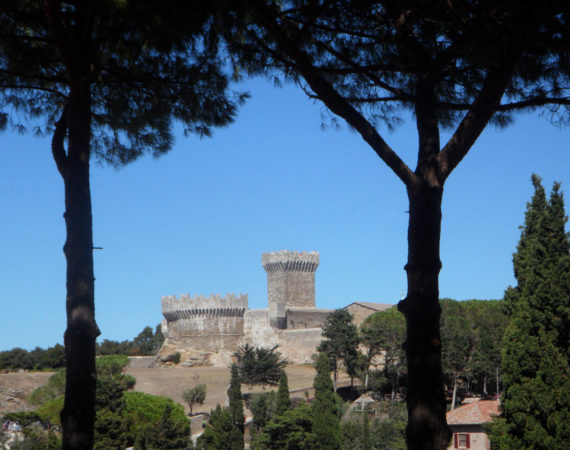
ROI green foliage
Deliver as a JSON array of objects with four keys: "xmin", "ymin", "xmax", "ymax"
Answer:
[
  {"xmin": 234, "ymin": 344, "xmax": 288, "ymax": 385},
  {"xmin": 133, "ymin": 405, "xmax": 190, "ymax": 450},
  {"xmin": 131, "ymin": 326, "xmax": 164, "ymax": 356},
  {"xmin": 172, "ymin": 352, "xmax": 181, "ymax": 365},
  {"xmin": 36, "ymin": 396, "xmax": 65, "ymax": 426},
  {"xmin": 228, "ymin": 364, "xmax": 244, "ymax": 448},
  {"xmin": 94, "ymin": 409, "xmax": 128, "ymax": 450},
  {"xmin": 318, "ymin": 309, "xmax": 359, "ymax": 390},
  {"xmin": 0, "ymin": 344, "xmax": 65, "ymax": 371},
  {"xmin": 96, "ymin": 354, "xmax": 129, "ymax": 378},
  {"xmin": 490, "ymin": 175, "xmax": 570, "ymax": 448},
  {"xmin": 371, "ymin": 402, "xmax": 407, "ymax": 450},
  {"xmin": 249, "ymin": 392, "xmax": 274, "ymax": 433},
  {"xmin": 361, "ymin": 307, "xmax": 406, "ymax": 396},
  {"xmin": 8, "ymin": 425, "xmax": 61, "ymax": 450},
  {"xmin": 123, "ymin": 391, "xmax": 188, "ymax": 441},
  {"xmin": 28, "ymin": 369, "xmax": 66, "ymax": 407},
  {"xmin": 1, "ymin": 411, "xmax": 44, "ymax": 427},
  {"xmin": 95, "ymin": 325, "xmax": 165, "ymax": 356},
  {"xmin": 196, "ymin": 405, "xmax": 234, "ymax": 450},
  {"xmin": 251, "ymin": 403, "xmax": 315, "ymax": 450},
  {"xmin": 182, "ymin": 384, "xmax": 207, "ymax": 415},
  {"xmin": 341, "ymin": 402, "xmax": 407, "ymax": 450},
  {"xmin": 438, "ymin": 299, "xmax": 508, "ymax": 398},
  {"xmin": 96, "ymin": 339, "xmax": 133, "ymax": 357},
  {"xmin": 275, "ymin": 370, "xmax": 291, "ymax": 416},
  {"xmin": 312, "ymin": 353, "xmax": 342, "ymax": 449}
]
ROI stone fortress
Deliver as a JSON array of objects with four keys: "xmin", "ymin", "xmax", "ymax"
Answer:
[
  {"xmin": 156, "ymin": 250, "xmax": 393, "ymax": 366},
  {"xmin": 157, "ymin": 250, "xmax": 333, "ymax": 366}
]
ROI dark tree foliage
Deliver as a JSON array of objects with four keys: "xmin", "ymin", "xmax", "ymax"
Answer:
[
  {"xmin": 489, "ymin": 176, "xmax": 570, "ymax": 448},
  {"xmin": 0, "ymin": 344, "xmax": 65, "ymax": 370},
  {"xmin": 0, "ymin": 1, "xmax": 243, "ymax": 447},
  {"xmin": 182, "ymin": 384, "xmax": 207, "ymax": 415},
  {"xmin": 228, "ymin": 364, "xmax": 244, "ymax": 449},
  {"xmin": 131, "ymin": 326, "xmax": 164, "ymax": 356},
  {"xmin": 234, "ymin": 344, "xmax": 287, "ymax": 385},
  {"xmin": 134, "ymin": 405, "xmax": 190, "ymax": 450},
  {"xmin": 361, "ymin": 307, "xmax": 406, "ymax": 399},
  {"xmin": 312, "ymin": 353, "xmax": 342, "ymax": 449},
  {"xmin": 440, "ymin": 300, "xmax": 473, "ymax": 409},
  {"xmin": 250, "ymin": 403, "xmax": 315, "ymax": 450},
  {"xmin": 317, "ymin": 309, "xmax": 359, "ymax": 392},
  {"xmin": 225, "ymin": 1, "xmax": 569, "ymax": 447},
  {"xmin": 275, "ymin": 370, "xmax": 291, "ymax": 416},
  {"xmin": 196, "ymin": 405, "xmax": 234, "ymax": 450}
]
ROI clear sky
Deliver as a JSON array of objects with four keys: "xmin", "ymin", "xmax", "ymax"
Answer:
[{"xmin": 1, "ymin": 78, "xmax": 569, "ymax": 351}]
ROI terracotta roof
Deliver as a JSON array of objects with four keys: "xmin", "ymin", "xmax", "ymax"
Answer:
[
  {"xmin": 345, "ymin": 302, "xmax": 394, "ymax": 311},
  {"xmin": 446, "ymin": 400, "xmax": 500, "ymax": 425}
]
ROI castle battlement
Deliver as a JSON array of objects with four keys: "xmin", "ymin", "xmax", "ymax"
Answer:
[
  {"xmin": 161, "ymin": 293, "xmax": 248, "ymax": 321},
  {"xmin": 262, "ymin": 250, "xmax": 319, "ymax": 273}
]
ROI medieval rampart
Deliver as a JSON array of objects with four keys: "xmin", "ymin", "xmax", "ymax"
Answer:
[{"xmin": 161, "ymin": 294, "xmax": 247, "ymax": 354}]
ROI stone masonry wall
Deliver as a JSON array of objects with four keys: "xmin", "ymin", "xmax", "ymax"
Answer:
[
  {"xmin": 161, "ymin": 294, "xmax": 247, "ymax": 354},
  {"xmin": 262, "ymin": 251, "xmax": 319, "ymax": 311},
  {"xmin": 286, "ymin": 307, "xmax": 330, "ymax": 329}
]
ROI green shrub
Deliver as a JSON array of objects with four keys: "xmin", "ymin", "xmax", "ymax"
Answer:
[
  {"xmin": 172, "ymin": 352, "xmax": 181, "ymax": 364},
  {"xmin": 123, "ymin": 391, "xmax": 188, "ymax": 440},
  {"xmin": 28, "ymin": 369, "xmax": 66, "ymax": 407},
  {"xmin": 36, "ymin": 396, "xmax": 65, "ymax": 426},
  {"xmin": 96, "ymin": 354, "xmax": 129, "ymax": 377}
]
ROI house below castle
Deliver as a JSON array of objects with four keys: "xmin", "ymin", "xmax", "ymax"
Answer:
[{"xmin": 156, "ymin": 250, "xmax": 392, "ymax": 366}]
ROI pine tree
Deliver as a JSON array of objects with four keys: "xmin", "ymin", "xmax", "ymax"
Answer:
[
  {"xmin": 195, "ymin": 405, "xmax": 233, "ymax": 450},
  {"xmin": 490, "ymin": 175, "xmax": 570, "ymax": 449},
  {"xmin": 312, "ymin": 353, "xmax": 342, "ymax": 449},
  {"xmin": 275, "ymin": 370, "xmax": 291, "ymax": 416},
  {"xmin": 317, "ymin": 309, "xmax": 359, "ymax": 392},
  {"xmin": 228, "ymin": 364, "xmax": 244, "ymax": 449}
]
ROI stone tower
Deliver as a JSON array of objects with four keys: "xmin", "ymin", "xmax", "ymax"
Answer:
[{"xmin": 262, "ymin": 250, "xmax": 319, "ymax": 328}]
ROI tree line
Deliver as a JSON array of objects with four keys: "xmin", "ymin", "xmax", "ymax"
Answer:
[
  {"xmin": 1, "ymin": 1, "xmax": 567, "ymax": 448},
  {"xmin": 0, "ymin": 325, "xmax": 163, "ymax": 371}
]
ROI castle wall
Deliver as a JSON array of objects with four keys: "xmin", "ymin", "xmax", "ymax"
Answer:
[
  {"xmin": 277, "ymin": 329, "xmax": 323, "ymax": 364},
  {"xmin": 161, "ymin": 294, "xmax": 247, "ymax": 354},
  {"xmin": 286, "ymin": 308, "xmax": 330, "ymax": 329}
]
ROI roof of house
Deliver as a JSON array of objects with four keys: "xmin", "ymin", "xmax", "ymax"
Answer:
[
  {"xmin": 446, "ymin": 399, "xmax": 500, "ymax": 426},
  {"xmin": 345, "ymin": 302, "xmax": 394, "ymax": 311}
]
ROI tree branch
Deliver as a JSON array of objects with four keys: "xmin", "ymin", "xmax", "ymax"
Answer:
[
  {"xmin": 438, "ymin": 62, "xmax": 519, "ymax": 181},
  {"xmin": 52, "ymin": 105, "xmax": 68, "ymax": 179},
  {"xmin": 247, "ymin": 0, "xmax": 416, "ymax": 187}
]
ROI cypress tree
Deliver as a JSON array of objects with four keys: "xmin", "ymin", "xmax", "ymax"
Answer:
[
  {"xmin": 490, "ymin": 175, "xmax": 570, "ymax": 449},
  {"xmin": 228, "ymin": 364, "xmax": 244, "ymax": 449},
  {"xmin": 276, "ymin": 370, "xmax": 291, "ymax": 416},
  {"xmin": 312, "ymin": 353, "xmax": 342, "ymax": 449}
]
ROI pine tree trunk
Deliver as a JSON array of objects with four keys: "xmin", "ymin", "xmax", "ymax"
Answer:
[
  {"xmin": 58, "ymin": 92, "xmax": 99, "ymax": 450},
  {"xmin": 399, "ymin": 182, "xmax": 450, "ymax": 450},
  {"xmin": 451, "ymin": 378, "xmax": 457, "ymax": 410}
]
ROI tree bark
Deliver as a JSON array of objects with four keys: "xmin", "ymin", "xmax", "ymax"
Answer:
[
  {"xmin": 56, "ymin": 92, "xmax": 99, "ymax": 450},
  {"xmin": 399, "ymin": 180, "xmax": 451, "ymax": 450}
]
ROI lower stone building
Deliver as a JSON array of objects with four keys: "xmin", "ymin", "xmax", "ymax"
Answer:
[{"xmin": 446, "ymin": 398, "xmax": 500, "ymax": 450}]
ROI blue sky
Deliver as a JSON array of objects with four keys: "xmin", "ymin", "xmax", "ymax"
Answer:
[{"xmin": 1, "ymin": 78, "xmax": 569, "ymax": 351}]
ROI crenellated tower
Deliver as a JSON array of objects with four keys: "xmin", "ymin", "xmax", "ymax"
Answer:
[{"xmin": 262, "ymin": 250, "xmax": 319, "ymax": 328}]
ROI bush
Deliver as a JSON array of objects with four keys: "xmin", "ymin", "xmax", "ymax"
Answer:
[
  {"xmin": 234, "ymin": 344, "xmax": 287, "ymax": 385},
  {"xmin": 182, "ymin": 384, "xmax": 207, "ymax": 414},
  {"xmin": 123, "ymin": 391, "xmax": 188, "ymax": 441},
  {"xmin": 96, "ymin": 354, "xmax": 129, "ymax": 377},
  {"xmin": 36, "ymin": 396, "xmax": 65, "ymax": 426},
  {"xmin": 28, "ymin": 369, "xmax": 66, "ymax": 407}
]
